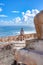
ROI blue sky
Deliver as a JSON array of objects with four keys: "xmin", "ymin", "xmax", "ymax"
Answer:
[{"xmin": 0, "ymin": 0, "xmax": 43, "ymax": 26}]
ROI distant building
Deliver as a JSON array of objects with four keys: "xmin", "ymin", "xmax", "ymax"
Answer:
[
  {"xmin": 16, "ymin": 28, "xmax": 25, "ymax": 41},
  {"xmin": 20, "ymin": 28, "xmax": 24, "ymax": 35}
]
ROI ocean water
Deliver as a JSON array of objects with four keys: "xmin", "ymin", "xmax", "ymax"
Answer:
[{"xmin": 0, "ymin": 26, "xmax": 36, "ymax": 37}]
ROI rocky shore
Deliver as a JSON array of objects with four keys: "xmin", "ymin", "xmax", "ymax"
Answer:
[
  {"xmin": 0, "ymin": 39, "xmax": 25, "ymax": 65},
  {"xmin": 0, "ymin": 38, "xmax": 43, "ymax": 65},
  {"xmin": 0, "ymin": 33, "xmax": 37, "ymax": 42},
  {"xmin": 0, "ymin": 33, "xmax": 37, "ymax": 65},
  {"xmin": 0, "ymin": 42, "xmax": 15, "ymax": 65},
  {"xmin": 15, "ymin": 39, "xmax": 43, "ymax": 65}
]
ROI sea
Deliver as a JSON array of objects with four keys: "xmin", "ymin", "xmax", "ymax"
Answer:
[{"xmin": 0, "ymin": 26, "xmax": 36, "ymax": 37}]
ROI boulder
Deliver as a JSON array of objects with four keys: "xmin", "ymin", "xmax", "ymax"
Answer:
[{"xmin": 34, "ymin": 10, "xmax": 43, "ymax": 39}]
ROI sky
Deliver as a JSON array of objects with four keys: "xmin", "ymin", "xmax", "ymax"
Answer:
[{"xmin": 0, "ymin": 0, "xmax": 43, "ymax": 26}]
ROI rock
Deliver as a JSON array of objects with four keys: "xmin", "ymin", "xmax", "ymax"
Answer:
[
  {"xmin": 34, "ymin": 10, "xmax": 43, "ymax": 39},
  {"xmin": 11, "ymin": 60, "xmax": 17, "ymax": 65}
]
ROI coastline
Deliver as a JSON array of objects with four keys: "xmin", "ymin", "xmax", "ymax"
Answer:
[{"xmin": 0, "ymin": 33, "xmax": 37, "ymax": 42}]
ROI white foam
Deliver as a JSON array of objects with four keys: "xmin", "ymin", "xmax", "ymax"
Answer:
[
  {"xmin": 24, "ymin": 31, "xmax": 36, "ymax": 34},
  {"xmin": 17, "ymin": 31, "xmax": 36, "ymax": 35}
]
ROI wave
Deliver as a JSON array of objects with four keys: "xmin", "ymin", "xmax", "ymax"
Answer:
[
  {"xmin": 16, "ymin": 31, "xmax": 36, "ymax": 35},
  {"xmin": 0, "ymin": 30, "xmax": 36, "ymax": 37}
]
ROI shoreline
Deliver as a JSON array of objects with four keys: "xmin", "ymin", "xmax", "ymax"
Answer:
[{"xmin": 0, "ymin": 33, "xmax": 37, "ymax": 42}]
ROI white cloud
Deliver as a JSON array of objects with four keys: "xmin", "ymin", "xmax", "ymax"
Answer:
[
  {"xmin": 0, "ymin": 3, "xmax": 5, "ymax": 6},
  {"xmin": 21, "ymin": 9, "xmax": 39, "ymax": 26},
  {"xmin": 22, "ymin": 9, "xmax": 39, "ymax": 17},
  {"xmin": 0, "ymin": 17, "xmax": 21, "ymax": 26},
  {"xmin": 0, "ymin": 15, "xmax": 8, "ymax": 17},
  {"xmin": 13, "ymin": 17, "xmax": 21, "ymax": 23},
  {"xmin": 32, "ymin": 9, "xmax": 39, "ymax": 14},
  {"xmin": 0, "ymin": 20, "xmax": 14, "ymax": 26},
  {"xmin": 0, "ymin": 8, "xmax": 3, "ymax": 12},
  {"xmin": 0, "ymin": 9, "xmax": 39, "ymax": 26},
  {"xmin": 11, "ymin": 11, "xmax": 20, "ymax": 13},
  {"xmin": 22, "ymin": 12, "xmax": 25, "ymax": 15}
]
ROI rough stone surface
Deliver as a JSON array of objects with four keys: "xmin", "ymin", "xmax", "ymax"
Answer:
[
  {"xmin": 15, "ymin": 40, "xmax": 43, "ymax": 65},
  {"xmin": 0, "ymin": 44, "xmax": 15, "ymax": 65},
  {"xmin": 34, "ymin": 10, "xmax": 43, "ymax": 39}
]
